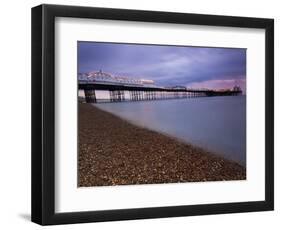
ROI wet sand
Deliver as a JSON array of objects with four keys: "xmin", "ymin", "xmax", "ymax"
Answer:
[{"xmin": 78, "ymin": 103, "xmax": 246, "ymax": 187}]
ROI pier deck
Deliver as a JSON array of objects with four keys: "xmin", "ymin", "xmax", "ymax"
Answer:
[{"xmin": 79, "ymin": 82, "xmax": 242, "ymax": 103}]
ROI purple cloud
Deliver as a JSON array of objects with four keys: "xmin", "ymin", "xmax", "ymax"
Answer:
[{"xmin": 78, "ymin": 41, "xmax": 246, "ymax": 92}]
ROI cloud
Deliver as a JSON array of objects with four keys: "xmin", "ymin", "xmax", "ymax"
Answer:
[{"xmin": 78, "ymin": 42, "xmax": 246, "ymax": 90}]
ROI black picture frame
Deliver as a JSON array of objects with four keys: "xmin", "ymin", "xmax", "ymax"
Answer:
[{"xmin": 31, "ymin": 4, "xmax": 274, "ymax": 225}]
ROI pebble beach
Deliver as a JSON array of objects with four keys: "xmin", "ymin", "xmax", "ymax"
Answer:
[{"xmin": 78, "ymin": 103, "xmax": 246, "ymax": 187}]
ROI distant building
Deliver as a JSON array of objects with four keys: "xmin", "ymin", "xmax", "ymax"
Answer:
[
  {"xmin": 170, "ymin": 86, "xmax": 187, "ymax": 90},
  {"xmin": 140, "ymin": 79, "xmax": 154, "ymax": 85},
  {"xmin": 233, "ymin": 85, "xmax": 242, "ymax": 92}
]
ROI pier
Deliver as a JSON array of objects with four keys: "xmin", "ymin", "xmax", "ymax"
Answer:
[{"xmin": 78, "ymin": 71, "xmax": 242, "ymax": 103}]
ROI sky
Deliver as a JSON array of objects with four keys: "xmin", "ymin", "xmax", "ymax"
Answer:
[{"xmin": 78, "ymin": 42, "xmax": 246, "ymax": 93}]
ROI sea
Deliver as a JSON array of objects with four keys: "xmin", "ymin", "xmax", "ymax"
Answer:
[{"xmin": 94, "ymin": 96, "xmax": 246, "ymax": 167}]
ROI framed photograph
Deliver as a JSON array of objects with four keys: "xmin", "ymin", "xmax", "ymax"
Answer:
[{"xmin": 31, "ymin": 4, "xmax": 274, "ymax": 225}]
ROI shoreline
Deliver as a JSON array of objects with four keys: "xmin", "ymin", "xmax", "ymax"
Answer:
[
  {"xmin": 78, "ymin": 103, "xmax": 246, "ymax": 187},
  {"xmin": 96, "ymin": 103, "xmax": 245, "ymax": 167}
]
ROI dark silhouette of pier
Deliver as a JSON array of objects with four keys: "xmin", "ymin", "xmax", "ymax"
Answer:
[{"xmin": 78, "ymin": 71, "xmax": 242, "ymax": 103}]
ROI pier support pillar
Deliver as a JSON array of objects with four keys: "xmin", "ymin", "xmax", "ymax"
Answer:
[
  {"xmin": 84, "ymin": 89, "xmax": 96, "ymax": 103},
  {"xmin": 109, "ymin": 90, "xmax": 114, "ymax": 102}
]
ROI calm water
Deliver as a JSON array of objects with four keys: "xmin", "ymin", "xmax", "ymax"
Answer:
[{"xmin": 94, "ymin": 96, "xmax": 246, "ymax": 166}]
